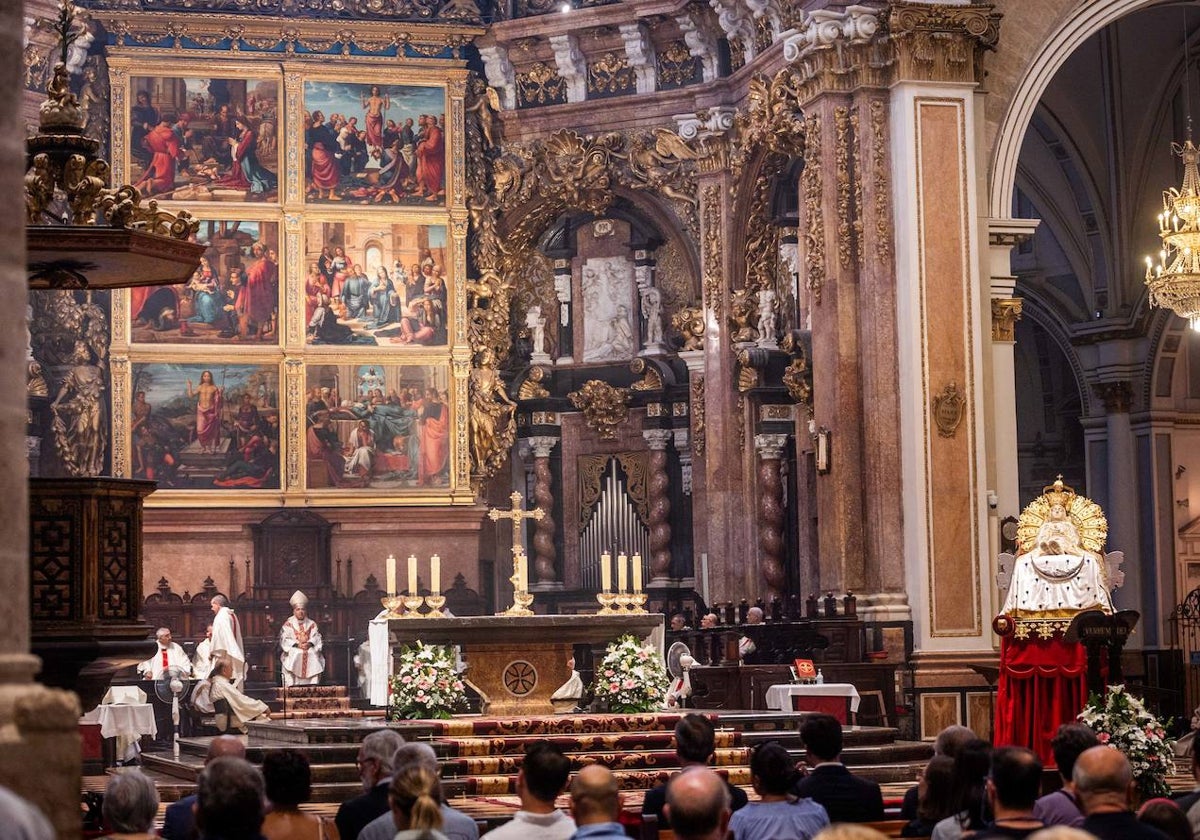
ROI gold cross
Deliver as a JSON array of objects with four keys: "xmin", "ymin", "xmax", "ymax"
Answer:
[{"xmin": 488, "ymin": 491, "xmax": 546, "ymax": 557}]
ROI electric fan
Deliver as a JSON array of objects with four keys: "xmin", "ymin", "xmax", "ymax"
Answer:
[
  {"xmin": 666, "ymin": 641, "xmax": 695, "ymax": 708},
  {"xmin": 154, "ymin": 667, "xmax": 192, "ymax": 759}
]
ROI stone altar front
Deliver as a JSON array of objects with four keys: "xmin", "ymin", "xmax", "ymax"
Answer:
[{"xmin": 387, "ymin": 614, "xmax": 663, "ymax": 716}]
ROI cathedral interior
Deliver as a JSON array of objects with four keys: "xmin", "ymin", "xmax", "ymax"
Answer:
[{"xmin": 9, "ymin": 0, "xmax": 1200, "ymax": 832}]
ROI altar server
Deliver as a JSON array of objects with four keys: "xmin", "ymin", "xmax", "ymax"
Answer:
[
  {"xmin": 192, "ymin": 624, "xmax": 214, "ymax": 681},
  {"xmin": 280, "ymin": 590, "xmax": 325, "ymax": 686},
  {"xmin": 137, "ymin": 627, "xmax": 193, "ymax": 680},
  {"xmin": 210, "ymin": 594, "xmax": 247, "ymax": 687}
]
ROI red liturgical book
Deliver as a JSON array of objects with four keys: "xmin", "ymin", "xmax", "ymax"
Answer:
[{"xmin": 793, "ymin": 659, "xmax": 816, "ymax": 680}]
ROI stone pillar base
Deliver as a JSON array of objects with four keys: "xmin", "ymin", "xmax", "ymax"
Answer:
[{"xmin": 859, "ymin": 592, "xmax": 912, "ymax": 621}]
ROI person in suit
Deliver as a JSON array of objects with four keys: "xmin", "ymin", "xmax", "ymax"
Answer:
[
  {"xmin": 1077, "ymin": 746, "xmax": 1169, "ymax": 840},
  {"xmin": 643, "ymin": 714, "xmax": 748, "ymax": 829},
  {"xmin": 790, "ymin": 714, "xmax": 885, "ymax": 823},
  {"xmin": 335, "ymin": 729, "xmax": 407, "ymax": 840},
  {"xmin": 161, "ymin": 735, "xmax": 245, "ymax": 840}
]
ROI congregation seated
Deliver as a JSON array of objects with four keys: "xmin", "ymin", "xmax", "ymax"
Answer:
[
  {"xmin": 100, "ymin": 770, "xmax": 159, "ymax": 840},
  {"xmin": 930, "ymin": 738, "xmax": 992, "ymax": 840},
  {"xmin": 358, "ymin": 743, "xmax": 478, "ymax": 840},
  {"xmin": 665, "ymin": 767, "xmax": 733, "ymax": 840},
  {"xmin": 967, "ymin": 746, "xmax": 1044, "ymax": 840},
  {"xmin": 900, "ymin": 755, "xmax": 954, "ymax": 837},
  {"xmin": 791, "ymin": 714, "xmax": 884, "ymax": 824},
  {"xmin": 729, "ymin": 741, "xmax": 829, "ymax": 840},
  {"xmin": 1032, "ymin": 724, "xmax": 1098, "ymax": 829},
  {"xmin": 568, "ymin": 766, "xmax": 627, "ymax": 840},
  {"xmin": 1076, "ymin": 746, "xmax": 1169, "ymax": 840},
  {"xmin": 262, "ymin": 749, "xmax": 326, "ymax": 840},
  {"xmin": 1137, "ymin": 799, "xmax": 1192, "ymax": 840},
  {"xmin": 388, "ymin": 766, "xmax": 450, "ymax": 840},
  {"xmin": 163, "ymin": 734, "xmax": 246, "ymax": 840},
  {"xmin": 480, "ymin": 742, "xmax": 573, "ymax": 840},
  {"xmin": 900, "ymin": 725, "xmax": 976, "ymax": 822},
  {"xmin": 642, "ymin": 714, "xmax": 747, "ymax": 829},
  {"xmin": 196, "ymin": 756, "xmax": 266, "ymax": 840},
  {"xmin": 336, "ymin": 729, "xmax": 406, "ymax": 840}
]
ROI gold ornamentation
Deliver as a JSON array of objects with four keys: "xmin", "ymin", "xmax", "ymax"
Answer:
[
  {"xmin": 518, "ymin": 366, "xmax": 551, "ymax": 400},
  {"xmin": 471, "ymin": 354, "xmax": 518, "ymax": 481},
  {"xmin": 657, "ymin": 41, "xmax": 698, "ymax": 88},
  {"xmin": 284, "ymin": 358, "xmax": 304, "ymax": 490},
  {"xmin": 931, "ymin": 382, "xmax": 965, "ymax": 438},
  {"xmin": 702, "ymin": 184, "xmax": 723, "ymax": 315},
  {"xmin": 736, "ymin": 359, "xmax": 758, "ymax": 393},
  {"xmin": 626, "ymin": 128, "xmax": 701, "ymax": 207},
  {"xmin": 729, "ymin": 288, "xmax": 758, "ymax": 343},
  {"xmin": 850, "ymin": 105, "xmax": 863, "ymax": 263},
  {"xmin": 567, "ymin": 380, "xmax": 629, "ymax": 441},
  {"xmin": 783, "ymin": 357, "xmax": 812, "ymax": 411},
  {"xmin": 991, "ymin": 298, "xmax": 1023, "ymax": 342},
  {"xmin": 672, "ymin": 305, "xmax": 705, "ymax": 351},
  {"xmin": 731, "ymin": 69, "xmax": 806, "ymax": 184},
  {"xmin": 588, "ymin": 52, "xmax": 635, "ymax": 95},
  {"xmin": 517, "ymin": 62, "xmax": 567, "ymax": 107},
  {"xmin": 630, "ymin": 359, "xmax": 663, "ymax": 391},
  {"xmin": 888, "ymin": 2, "xmax": 1002, "ymax": 85},
  {"xmin": 802, "ymin": 113, "xmax": 825, "ymax": 304},
  {"xmin": 834, "ymin": 105, "xmax": 854, "ymax": 269},
  {"xmin": 1015, "ymin": 476, "xmax": 1108, "ymax": 559},
  {"xmin": 870, "ymin": 99, "xmax": 892, "ymax": 262},
  {"xmin": 1012, "ymin": 619, "xmax": 1074, "ymax": 641},
  {"xmin": 691, "ymin": 376, "xmax": 706, "ymax": 457}
]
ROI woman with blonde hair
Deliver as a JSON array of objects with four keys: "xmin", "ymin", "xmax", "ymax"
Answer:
[{"xmin": 388, "ymin": 766, "xmax": 448, "ymax": 840}]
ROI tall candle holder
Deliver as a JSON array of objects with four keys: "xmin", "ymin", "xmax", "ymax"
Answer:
[
  {"xmin": 401, "ymin": 593, "xmax": 425, "ymax": 617},
  {"xmin": 627, "ymin": 592, "xmax": 648, "ymax": 614},
  {"xmin": 424, "ymin": 593, "xmax": 447, "ymax": 618},
  {"xmin": 380, "ymin": 595, "xmax": 406, "ymax": 619},
  {"xmin": 596, "ymin": 591, "xmax": 619, "ymax": 614},
  {"xmin": 509, "ymin": 590, "xmax": 535, "ymax": 616},
  {"xmin": 614, "ymin": 591, "xmax": 634, "ymax": 613}
]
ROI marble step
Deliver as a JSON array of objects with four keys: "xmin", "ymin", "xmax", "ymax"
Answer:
[{"xmin": 439, "ymin": 747, "xmax": 752, "ymax": 777}]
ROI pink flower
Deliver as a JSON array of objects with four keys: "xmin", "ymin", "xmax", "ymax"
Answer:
[
  {"xmin": 610, "ymin": 682, "xmax": 619, "ymax": 691},
  {"xmin": 402, "ymin": 675, "xmax": 413, "ymax": 684},
  {"xmin": 1098, "ymin": 732, "xmax": 1110, "ymax": 744}
]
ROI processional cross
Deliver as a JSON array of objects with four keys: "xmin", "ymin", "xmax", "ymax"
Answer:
[{"xmin": 488, "ymin": 491, "xmax": 545, "ymax": 615}]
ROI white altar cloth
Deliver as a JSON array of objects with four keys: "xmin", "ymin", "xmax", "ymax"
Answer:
[
  {"xmin": 764, "ymin": 683, "xmax": 861, "ymax": 713},
  {"xmin": 92, "ymin": 703, "xmax": 157, "ymax": 740}
]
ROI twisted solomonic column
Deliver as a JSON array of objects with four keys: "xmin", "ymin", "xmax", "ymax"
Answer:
[
  {"xmin": 527, "ymin": 436, "xmax": 561, "ymax": 589},
  {"xmin": 643, "ymin": 429, "xmax": 674, "ymax": 583},
  {"xmin": 755, "ymin": 434, "xmax": 789, "ymax": 599}
]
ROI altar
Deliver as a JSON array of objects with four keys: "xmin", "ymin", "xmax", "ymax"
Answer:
[{"xmin": 379, "ymin": 614, "xmax": 663, "ymax": 715}]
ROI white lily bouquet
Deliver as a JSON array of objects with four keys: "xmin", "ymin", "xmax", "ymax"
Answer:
[
  {"xmin": 592, "ymin": 634, "xmax": 669, "ymax": 713},
  {"xmin": 1077, "ymin": 684, "xmax": 1175, "ymax": 799},
  {"xmin": 387, "ymin": 640, "xmax": 467, "ymax": 720}
]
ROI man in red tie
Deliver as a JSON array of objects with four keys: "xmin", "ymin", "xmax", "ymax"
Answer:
[{"xmin": 137, "ymin": 627, "xmax": 192, "ymax": 680}]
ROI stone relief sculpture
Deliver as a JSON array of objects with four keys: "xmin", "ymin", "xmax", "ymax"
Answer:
[
  {"xmin": 641, "ymin": 286, "xmax": 664, "ymax": 349},
  {"xmin": 582, "ymin": 257, "xmax": 636, "ymax": 363}
]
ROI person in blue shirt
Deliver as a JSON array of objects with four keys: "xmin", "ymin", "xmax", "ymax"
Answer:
[
  {"xmin": 569, "ymin": 766, "xmax": 627, "ymax": 840},
  {"xmin": 729, "ymin": 742, "xmax": 829, "ymax": 840}
]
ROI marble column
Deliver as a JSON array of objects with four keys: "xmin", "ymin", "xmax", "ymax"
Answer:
[
  {"xmin": 1, "ymin": 6, "xmax": 83, "ymax": 836},
  {"xmin": 642, "ymin": 429, "xmax": 673, "ymax": 584},
  {"xmin": 1095, "ymin": 381, "xmax": 1141, "ymax": 618},
  {"xmin": 755, "ymin": 433, "xmax": 788, "ymax": 600},
  {"xmin": 527, "ymin": 435, "xmax": 561, "ymax": 590}
]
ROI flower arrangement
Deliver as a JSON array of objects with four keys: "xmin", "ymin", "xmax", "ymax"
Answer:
[
  {"xmin": 387, "ymin": 641, "xmax": 467, "ymax": 720},
  {"xmin": 1077, "ymin": 684, "xmax": 1175, "ymax": 799},
  {"xmin": 592, "ymin": 634, "xmax": 669, "ymax": 713}
]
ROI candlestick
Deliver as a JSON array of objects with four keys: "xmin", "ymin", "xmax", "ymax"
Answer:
[
  {"xmin": 617, "ymin": 553, "xmax": 628, "ymax": 593},
  {"xmin": 407, "ymin": 554, "xmax": 418, "ymax": 595},
  {"xmin": 430, "ymin": 554, "xmax": 441, "ymax": 594},
  {"xmin": 600, "ymin": 552, "xmax": 612, "ymax": 592},
  {"xmin": 517, "ymin": 549, "xmax": 528, "ymax": 593},
  {"xmin": 386, "ymin": 554, "xmax": 397, "ymax": 596},
  {"xmin": 632, "ymin": 553, "xmax": 642, "ymax": 593}
]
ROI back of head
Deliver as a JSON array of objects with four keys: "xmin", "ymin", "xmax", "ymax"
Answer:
[
  {"xmin": 571, "ymin": 765, "xmax": 620, "ymax": 824},
  {"xmin": 522, "ymin": 742, "xmax": 570, "ymax": 805},
  {"xmin": 750, "ymin": 741, "xmax": 797, "ymax": 796},
  {"xmin": 389, "ymin": 766, "xmax": 444, "ymax": 832},
  {"xmin": 206, "ymin": 734, "xmax": 247, "ymax": 763},
  {"xmin": 262, "ymin": 749, "xmax": 312, "ymax": 809},
  {"xmin": 799, "ymin": 714, "xmax": 843, "ymax": 762},
  {"xmin": 933, "ymin": 725, "xmax": 976, "ymax": 758},
  {"xmin": 212, "ymin": 594, "xmax": 228, "ymax": 608},
  {"xmin": 393, "ymin": 741, "xmax": 439, "ymax": 777},
  {"xmin": 1074, "ymin": 746, "xmax": 1132, "ymax": 807},
  {"xmin": 810, "ymin": 826, "xmax": 890, "ymax": 840},
  {"xmin": 103, "ymin": 770, "xmax": 160, "ymax": 834},
  {"xmin": 1051, "ymin": 724, "xmax": 1099, "ymax": 783},
  {"xmin": 1137, "ymin": 799, "xmax": 1192, "ymax": 840},
  {"xmin": 989, "ymin": 747, "xmax": 1043, "ymax": 812},
  {"xmin": 675, "ymin": 714, "xmax": 716, "ymax": 764},
  {"xmin": 948, "ymin": 739, "xmax": 993, "ymax": 830},
  {"xmin": 917, "ymin": 756, "xmax": 957, "ymax": 824},
  {"xmin": 666, "ymin": 767, "xmax": 730, "ymax": 840},
  {"xmin": 197, "ymin": 756, "xmax": 265, "ymax": 840},
  {"xmin": 362, "ymin": 729, "xmax": 406, "ymax": 776}
]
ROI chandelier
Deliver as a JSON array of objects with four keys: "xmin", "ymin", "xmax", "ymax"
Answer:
[{"xmin": 1145, "ymin": 138, "xmax": 1200, "ymax": 330}]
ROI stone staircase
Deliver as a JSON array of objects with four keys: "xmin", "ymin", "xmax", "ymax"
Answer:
[
  {"xmin": 270, "ymin": 685, "xmax": 364, "ymax": 720},
  {"xmin": 131, "ymin": 709, "xmax": 935, "ymax": 829}
]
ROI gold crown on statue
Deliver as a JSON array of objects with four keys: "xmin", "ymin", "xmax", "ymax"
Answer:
[{"xmin": 1041, "ymin": 475, "xmax": 1077, "ymax": 509}]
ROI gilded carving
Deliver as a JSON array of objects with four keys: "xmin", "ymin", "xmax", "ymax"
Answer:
[
  {"xmin": 518, "ymin": 366, "xmax": 551, "ymax": 400},
  {"xmin": 691, "ymin": 376, "xmax": 706, "ymax": 457},
  {"xmin": 87, "ymin": 0, "xmax": 483, "ymax": 23},
  {"xmin": 588, "ymin": 52, "xmax": 635, "ymax": 95},
  {"xmin": 991, "ymin": 298, "xmax": 1023, "ymax": 342},
  {"xmin": 567, "ymin": 380, "xmax": 629, "ymax": 441},
  {"xmin": 802, "ymin": 113, "xmax": 825, "ymax": 304},
  {"xmin": 671, "ymin": 306, "xmax": 705, "ymax": 351},
  {"xmin": 517, "ymin": 62, "xmax": 567, "ymax": 107},
  {"xmin": 657, "ymin": 41, "xmax": 699, "ymax": 88},
  {"xmin": 932, "ymin": 382, "xmax": 966, "ymax": 438},
  {"xmin": 834, "ymin": 105, "xmax": 854, "ymax": 269},
  {"xmin": 783, "ymin": 357, "xmax": 812, "ymax": 412},
  {"xmin": 870, "ymin": 99, "xmax": 892, "ymax": 262},
  {"xmin": 729, "ymin": 288, "xmax": 759, "ymax": 343},
  {"xmin": 629, "ymin": 359, "xmax": 663, "ymax": 392},
  {"xmin": 888, "ymin": 2, "xmax": 1002, "ymax": 85},
  {"xmin": 850, "ymin": 105, "xmax": 863, "ymax": 262},
  {"xmin": 702, "ymin": 184, "xmax": 723, "ymax": 315},
  {"xmin": 284, "ymin": 358, "xmax": 304, "ymax": 490},
  {"xmin": 730, "ymin": 68, "xmax": 806, "ymax": 185}
]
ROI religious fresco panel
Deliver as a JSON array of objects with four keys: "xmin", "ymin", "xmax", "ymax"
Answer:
[
  {"xmin": 302, "ymin": 81, "xmax": 446, "ymax": 206},
  {"xmin": 131, "ymin": 217, "xmax": 281, "ymax": 345},
  {"xmin": 304, "ymin": 363, "xmax": 451, "ymax": 491},
  {"xmin": 130, "ymin": 362, "xmax": 281, "ymax": 490},
  {"xmin": 303, "ymin": 220, "xmax": 449, "ymax": 347},
  {"xmin": 127, "ymin": 75, "xmax": 280, "ymax": 202}
]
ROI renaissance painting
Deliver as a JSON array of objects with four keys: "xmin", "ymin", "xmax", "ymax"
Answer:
[
  {"xmin": 303, "ymin": 81, "xmax": 446, "ymax": 205},
  {"xmin": 304, "ymin": 221, "xmax": 448, "ymax": 347},
  {"xmin": 131, "ymin": 218, "xmax": 280, "ymax": 345},
  {"xmin": 305, "ymin": 364, "xmax": 451, "ymax": 491},
  {"xmin": 128, "ymin": 76, "xmax": 279, "ymax": 202},
  {"xmin": 130, "ymin": 363, "xmax": 280, "ymax": 490}
]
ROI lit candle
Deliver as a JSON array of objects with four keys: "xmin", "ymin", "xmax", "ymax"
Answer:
[
  {"xmin": 632, "ymin": 553, "xmax": 642, "ymax": 593},
  {"xmin": 600, "ymin": 552, "xmax": 612, "ymax": 592},
  {"xmin": 386, "ymin": 554, "xmax": 396, "ymax": 595},
  {"xmin": 407, "ymin": 554, "xmax": 418, "ymax": 595},
  {"xmin": 430, "ymin": 554, "xmax": 441, "ymax": 594},
  {"xmin": 617, "ymin": 553, "xmax": 628, "ymax": 593}
]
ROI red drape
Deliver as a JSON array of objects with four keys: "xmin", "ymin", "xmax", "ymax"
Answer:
[{"xmin": 994, "ymin": 635, "xmax": 1090, "ymax": 765}]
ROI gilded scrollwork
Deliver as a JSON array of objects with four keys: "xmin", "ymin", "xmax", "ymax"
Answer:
[
  {"xmin": 671, "ymin": 306, "xmax": 705, "ymax": 352},
  {"xmin": 870, "ymin": 99, "xmax": 892, "ymax": 262},
  {"xmin": 691, "ymin": 376, "xmax": 706, "ymax": 457},
  {"xmin": 834, "ymin": 105, "xmax": 854, "ymax": 269},
  {"xmin": 729, "ymin": 288, "xmax": 759, "ymax": 344},
  {"xmin": 730, "ymin": 67, "xmax": 806, "ymax": 185},
  {"xmin": 801, "ymin": 113, "xmax": 825, "ymax": 304},
  {"xmin": 567, "ymin": 380, "xmax": 629, "ymax": 441},
  {"xmin": 629, "ymin": 358, "xmax": 663, "ymax": 392},
  {"xmin": 588, "ymin": 52, "xmax": 635, "ymax": 95},
  {"xmin": 702, "ymin": 184, "xmax": 723, "ymax": 315},
  {"xmin": 517, "ymin": 61, "xmax": 567, "ymax": 107},
  {"xmin": 657, "ymin": 41, "xmax": 699, "ymax": 88}
]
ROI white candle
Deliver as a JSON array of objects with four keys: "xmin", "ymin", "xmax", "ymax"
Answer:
[
  {"xmin": 701, "ymin": 552, "xmax": 710, "ymax": 605},
  {"xmin": 517, "ymin": 550, "xmax": 528, "ymax": 593},
  {"xmin": 430, "ymin": 554, "xmax": 441, "ymax": 593},
  {"xmin": 386, "ymin": 554, "xmax": 396, "ymax": 595},
  {"xmin": 600, "ymin": 552, "xmax": 612, "ymax": 592},
  {"xmin": 632, "ymin": 553, "xmax": 642, "ymax": 593},
  {"xmin": 617, "ymin": 553, "xmax": 628, "ymax": 593},
  {"xmin": 407, "ymin": 554, "xmax": 418, "ymax": 595}
]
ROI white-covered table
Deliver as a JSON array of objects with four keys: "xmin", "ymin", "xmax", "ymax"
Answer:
[
  {"xmin": 765, "ymin": 683, "xmax": 861, "ymax": 723},
  {"xmin": 83, "ymin": 703, "xmax": 157, "ymax": 765}
]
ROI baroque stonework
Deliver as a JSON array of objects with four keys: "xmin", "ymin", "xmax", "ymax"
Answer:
[
  {"xmin": 991, "ymin": 298, "xmax": 1023, "ymax": 343},
  {"xmin": 567, "ymin": 380, "xmax": 629, "ymax": 441}
]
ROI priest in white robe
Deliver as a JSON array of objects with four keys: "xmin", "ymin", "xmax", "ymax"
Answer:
[
  {"xmin": 194, "ymin": 652, "xmax": 269, "ymax": 733},
  {"xmin": 210, "ymin": 594, "xmax": 247, "ymax": 686},
  {"xmin": 280, "ymin": 590, "xmax": 325, "ymax": 686},
  {"xmin": 137, "ymin": 627, "xmax": 193, "ymax": 680},
  {"xmin": 192, "ymin": 624, "xmax": 214, "ymax": 681}
]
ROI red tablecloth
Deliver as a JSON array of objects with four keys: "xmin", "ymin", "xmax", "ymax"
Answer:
[{"xmin": 994, "ymin": 634, "xmax": 1092, "ymax": 765}]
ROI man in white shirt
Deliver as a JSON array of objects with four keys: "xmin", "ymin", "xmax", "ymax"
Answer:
[
  {"xmin": 192, "ymin": 624, "xmax": 214, "ymax": 681},
  {"xmin": 280, "ymin": 590, "xmax": 325, "ymax": 686},
  {"xmin": 482, "ymin": 741, "xmax": 574, "ymax": 840},
  {"xmin": 137, "ymin": 627, "xmax": 193, "ymax": 680},
  {"xmin": 210, "ymin": 594, "xmax": 247, "ymax": 687}
]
